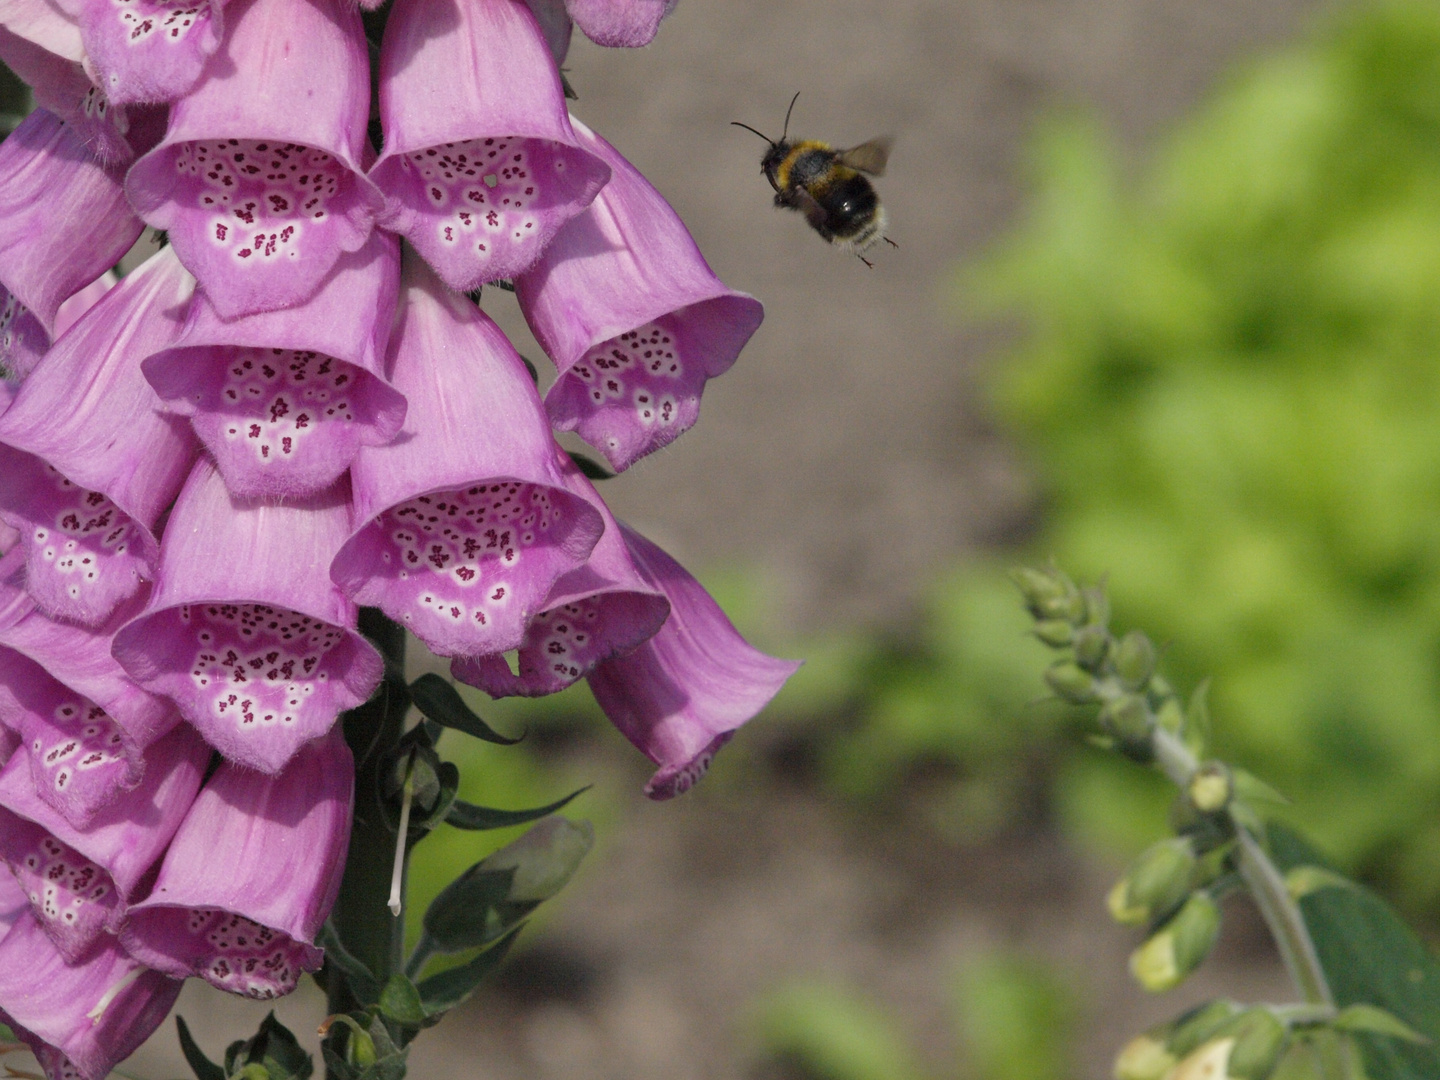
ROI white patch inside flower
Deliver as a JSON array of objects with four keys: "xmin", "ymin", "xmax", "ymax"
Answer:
[
  {"xmin": 186, "ymin": 909, "xmax": 306, "ymax": 1000},
  {"xmin": 381, "ymin": 482, "xmax": 560, "ymax": 628},
  {"xmin": 31, "ymin": 467, "xmax": 138, "ymax": 599},
  {"xmin": 110, "ymin": 0, "xmax": 210, "ymax": 46},
  {"xmin": 31, "ymin": 699, "xmax": 128, "ymax": 797},
  {"xmin": 183, "ymin": 603, "xmax": 343, "ymax": 731},
  {"xmin": 216, "ymin": 348, "xmax": 358, "ymax": 464},
  {"xmin": 21, "ymin": 836, "xmax": 111, "ymax": 925},
  {"xmin": 404, "ymin": 137, "xmax": 542, "ymax": 261},
  {"xmin": 177, "ymin": 140, "xmax": 344, "ymax": 266},
  {"xmin": 528, "ymin": 599, "xmax": 603, "ymax": 684},
  {"xmin": 569, "ymin": 320, "xmax": 685, "ymax": 427}
]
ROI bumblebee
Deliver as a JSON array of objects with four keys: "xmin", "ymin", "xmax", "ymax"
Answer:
[{"xmin": 733, "ymin": 93, "xmax": 895, "ymax": 266}]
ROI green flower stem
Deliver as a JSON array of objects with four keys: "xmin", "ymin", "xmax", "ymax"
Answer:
[
  {"xmin": 1150, "ymin": 726, "xmax": 1349, "ymax": 1080},
  {"xmin": 328, "ymin": 610, "xmax": 410, "ymax": 1019}
]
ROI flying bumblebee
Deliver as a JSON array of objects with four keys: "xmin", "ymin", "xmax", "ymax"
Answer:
[{"xmin": 733, "ymin": 93, "xmax": 896, "ymax": 266}]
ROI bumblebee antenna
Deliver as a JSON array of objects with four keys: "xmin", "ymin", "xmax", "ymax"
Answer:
[
  {"xmin": 730, "ymin": 121, "xmax": 775, "ymax": 145},
  {"xmin": 781, "ymin": 91, "xmax": 801, "ymax": 142}
]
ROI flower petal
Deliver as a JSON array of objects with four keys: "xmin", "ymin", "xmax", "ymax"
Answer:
[
  {"xmin": 0, "ymin": 246, "xmax": 198, "ymax": 627},
  {"xmin": 0, "ymin": 27, "xmax": 136, "ymax": 163},
  {"xmin": 0, "ymin": 109, "xmax": 142, "ymax": 332},
  {"xmin": 372, "ymin": 0, "xmax": 609, "ymax": 290},
  {"xmin": 587, "ymin": 524, "xmax": 800, "ymax": 799},
  {"xmin": 120, "ymin": 726, "xmax": 351, "ymax": 999},
  {"xmin": 51, "ymin": 270, "xmax": 116, "ymax": 339},
  {"xmin": 0, "ymin": 0, "xmax": 83, "ymax": 62},
  {"xmin": 564, "ymin": 0, "xmax": 674, "ymax": 47},
  {"xmin": 112, "ymin": 458, "xmax": 382, "ymax": 773},
  {"xmin": 0, "ymin": 286, "xmax": 49, "ymax": 381},
  {"xmin": 333, "ymin": 252, "xmax": 603, "ymax": 658},
  {"xmin": 144, "ymin": 231, "xmax": 405, "ymax": 498},
  {"xmin": 452, "ymin": 451, "xmax": 667, "ymax": 696},
  {"xmin": 0, "ymin": 724, "xmax": 208, "ymax": 960},
  {"xmin": 125, "ymin": 0, "xmax": 379, "ymax": 317},
  {"xmin": 519, "ymin": 119, "xmax": 762, "ymax": 471},
  {"xmin": 78, "ymin": 0, "xmax": 225, "ymax": 106},
  {"xmin": 520, "ymin": 0, "xmax": 570, "ymax": 63},
  {"xmin": 0, "ymin": 913, "xmax": 181, "ymax": 1080}
]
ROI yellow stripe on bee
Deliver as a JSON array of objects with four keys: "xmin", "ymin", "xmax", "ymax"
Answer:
[{"xmin": 775, "ymin": 140, "xmax": 833, "ymax": 192}]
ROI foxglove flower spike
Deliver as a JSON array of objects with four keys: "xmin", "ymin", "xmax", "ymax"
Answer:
[
  {"xmin": 587, "ymin": 525, "xmax": 799, "ymax": 799},
  {"xmin": 453, "ymin": 450, "xmax": 668, "ymax": 696},
  {"xmin": 113, "ymin": 458, "xmax": 382, "ymax": 772},
  {"xmin": 77, "ymin": 0, "xmax": 226, "ymax": 107},
  {"xmin": 144, "ymin": 230, "xmax": 405, "ymax": 498},
  {"xmin": 333, "ymin": 251, "xmax": 604, "ymax": 659},
  {"xmin": 518, "ymin": 119, "xmax": 762, "ymax": 471},
  {"xmin": 126, "ymin": 0, "xmax": 380, "ymax": 317},
  {"xmin": 0, "ymin": 245, "xmax": 198, "ymax": 628},
  {"xmin": 0, "ymin": 913, "xmax": 181, "ymax": 1080},
  {"xmin": 372, "ymin": 0, "xmax": 609, "ymax": 291},
  {"xmin": 120, "ymin": 727, "xmax": 352, "ymax": 999}
]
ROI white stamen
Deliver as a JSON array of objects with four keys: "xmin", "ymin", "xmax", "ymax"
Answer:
[
  {"xmin": 87, "ymin": 965, "xmax": 145, "ymax": 1023},
  {"xmin": 387, "ymin": 753, "xmax": 416, "ymax": 917}
]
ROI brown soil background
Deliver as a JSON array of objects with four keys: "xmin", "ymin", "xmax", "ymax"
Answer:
[{"xmin": 123, "ymin": 0, "xmax": 1331, "ymax": 1076}]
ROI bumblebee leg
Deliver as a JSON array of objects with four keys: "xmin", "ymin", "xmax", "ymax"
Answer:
[
  {"xmin": 883, "ymin": 237, "xmax": 899, "ymax": 249},
  {"xmin": 857, "ymin": 254, "xmax": 874, "ymax": 269}
]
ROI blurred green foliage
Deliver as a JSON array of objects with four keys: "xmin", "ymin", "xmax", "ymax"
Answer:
[
  {"xmin": 752, "ymin": 952, "xmax": 1074, "ymax": 1080},
  {"xmin": 785, "ymin": 0, "xmax": 1440, "ymax": 915}
]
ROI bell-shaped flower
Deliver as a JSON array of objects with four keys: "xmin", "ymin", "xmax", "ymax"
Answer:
[
  {"xmin": 520, "ymin": 0, "xmax": 571, "ymax": 63},
  {"xmin": 113, "ymin": 458, "xmax": 382, "ymax": 773},
  {"xmin": 126, "ymin": 0, "xmax": 380, "ymax": 318},
  {"xmin": 332, "ymin": 253, "xmax": 603, "ymax": 659},
  {"xmin": 0, "ymin": 27, "xmax": 138, "ymax": 164},
  {"xmin": 0, "ymin": 246, "xmax": 198, "ymax": 628},
  {"xmin": 371, "ymin": 0, "xmax": 609, "ymax": 292},
  {"xmin": 564, "ymin": 0, "xmax": 675, "ymax": 47},
  {"xmin": 518, "ymin": 119, "xmax": 762, "ymax": 471},
  {"xmin": 0, "ymin": 724, "xmax": 208, "ymax": 961},
  {"xmin": 120, "ymin": 727, "xmax": 351, "ymax": 1000},
  {"xmin": 144, "ymin": 231, "xmax": 405, "ymax": 498},
  {"xmin": 75, "ymin": 0, "xmax": 226, "ymax": 107},
  {"xmin": 587, "ymin": 525, "xmax": 799, "ymax": 799},
  {"xmin": 0, "ymin": 573, "xmax": 180, "ymax": 826},
  {"xmin": 453, "ymin": 450, "xmax": 667, "ymax": 696},
  {"xmin": 0, "ymin": 912, "xmax": 182, "ymax": 1080},
  {"xmin": 0, "ymin": 109, "xmax": 143, "ymax": 335}
]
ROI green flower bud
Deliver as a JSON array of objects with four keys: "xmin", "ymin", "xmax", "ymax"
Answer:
[
  {"xmin": 1014, "ymin": 568, "xmax": 1074, "ymax": 621},
  {"xmin": 1218, "ymin": 1010, "xmax": 1289, "ymax": 1080},
  {"xmin": 1082, "ymin": 584, "xmax": 1110, "ymax": 628},
  {"xmin": 1034, "ymin": 619, "xmax": 1074, "ymax": 648},
  {"xmin": 1171, "ymin": 1038, "xmax": 1236, "ymax": 1080},
  {"xmin": 1108, "ymin": 838, "xmax": 1197, "ymax": 926},
  {"xmin": 1188, "ymin": 762, "xmax": 1233, "ymax": 815},
  {"xmin": 1114, "ymin": 1032, "xmax": 1177, "ymax": 1080},
  {"xmin": 1100, "ymin": 694, "xmax": 1153, "ymax": 746},
  {"xmin": 1112, "ymin": 630, "xmax": 1157, "ymax": 689},
  {"xmin": 1129, "ymin": 893, "xmax": 1220, "ymax": 992},
  {"xmin": 1168, "ymin": 1000, "xmax": 1243, "ymax": 1058},
  {"xmin": 1155, "ymin": 696, "xmax": 1185, "ymax": 736},
  {"xmin": 1074, "ymin": 624, "xmax": 1110, "ymax": 670},
  {"xmin": 1046, "ymin": 661, "xmax": 1098, "ymax": 704}
]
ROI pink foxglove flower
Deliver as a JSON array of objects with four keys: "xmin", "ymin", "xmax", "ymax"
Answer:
[
  {"xmin": 75, "ymin": 0, "xmax": 226, "ymax": 107},
  {"xmin": 0, "ymin": 724, "xmax": 208, "ymax": 961},
  {"xmin": 144, "ymin": 230, "xmax": 406, "ymax": 498},
  {"xmin": 0, "ymin": 109, "xmax": 142, "ymax": 335},
  {"xmin": 112, "ymin": 457, "xmax": 382, "ymax": 773},
  {"xmin": 0, "ymin": 26, "xmax": 137, "ymax": 163},
  {"xmin": 332, "ymin": 252, "xmax": 603, "ymax": 659},
  {"xmin": 588, "ymin": 525, "xmax": 799, "ymax": 799},
  {"xmin": 518, "ymin": 119, "xmax": 762, "ymax": 471},
  {"xmin": 0, "ymin": 246, "xmax": 197, "ymax": 628},
  {"xmin": 0, "ymin": 564, "xmax": 181, "ymax": 828},
  {"xmin": 371, "ymin": 0, "xmax": 609, "ymax": 292},
  {"xmin": 565, "ymin": 0, "xmax": 675, "ymax": 48},
  {"xmin": 453, "ymin": 450, "xmax": 668, "ymax": 696},
  {"xmin": 125, "ymin": 0, "xmax": 380, "ymax": 318},
  {"xmin": 120, "ymin": 727, "xmax": 351, "ymax": 1000},
  {"xmin": 0, "ymin": 912, "xmax": 181, "ymax": 1080}
]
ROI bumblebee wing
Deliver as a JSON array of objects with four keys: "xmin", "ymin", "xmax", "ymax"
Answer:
[
  {"xmin": 791, "ymin": 187, "xmax": 830, "ymax": 233},
  {"xmin": 836, "ymin": 137, "xmax": 893, "ymax": 177}
]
